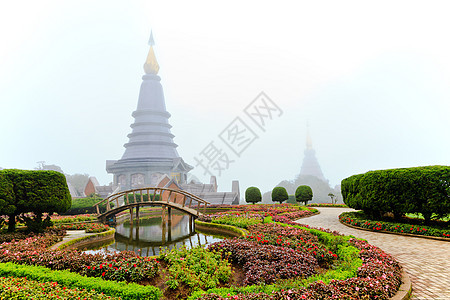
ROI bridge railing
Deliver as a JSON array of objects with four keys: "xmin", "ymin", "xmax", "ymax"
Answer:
[{"xmin": 93, "ymin": 187, "xmax": 210, "ymax": 217}]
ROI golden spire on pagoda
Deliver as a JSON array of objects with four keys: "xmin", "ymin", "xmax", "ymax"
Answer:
[
  {"xmin": 306, "ymin": 122, "xmax": 313, "ymax": 150},
  {"xmin": 143, "ymin": 31, "xmax": 160, "ymax": 75}
]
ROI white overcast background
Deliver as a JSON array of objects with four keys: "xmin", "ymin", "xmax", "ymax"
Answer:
[{"xmin": 1, "ymin": 1, "xmax": 449, "ymax": 195}]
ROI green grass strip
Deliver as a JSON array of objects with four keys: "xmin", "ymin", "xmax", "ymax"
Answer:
[
  {"xmin": 195, "ymin": 220, "xmax": 248, "ymax": 237},
  {"xmin": 0, "ymin": 262, "xmax": 162, "ymax": 300},
  {"xmin": 56, "ymin": 228, "xmax": 116, "ymax": 250}
]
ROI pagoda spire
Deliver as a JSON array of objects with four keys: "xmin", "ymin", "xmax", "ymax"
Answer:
[
  {"xmin": 106, "ymin": 31, "xmax": 193, "ymax": 190},
  {"xmin": 299, "ymin": 123, "xmax": 326, "ymax": 182},
  {"xmin": 306, "ymin": 122, "xmax": 313, "ymax": 150},
  {"xmin": 144, "ymin": 31, "xmax": 160, "ymax": 75}
]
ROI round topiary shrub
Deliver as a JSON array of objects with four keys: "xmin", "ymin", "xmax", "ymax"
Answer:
[
  {"xmin": 245, "ymin": 187, "xmax": 262, "ymax": 205},
  {"xmin": 271, "ymin": 187, "xmax": 288, "ymax": 204},
  {"xmin": 295, "ymin": 185, "xmax": 313, "ymax": 205}
]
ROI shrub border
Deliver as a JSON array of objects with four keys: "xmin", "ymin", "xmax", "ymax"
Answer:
[
  {"xmin": 0, "ymin": 262, "xmax": 161, "ymax": 300},
  {"xmin": 339, "ymin": 213, "xmax": 449, "ymax": 242}
]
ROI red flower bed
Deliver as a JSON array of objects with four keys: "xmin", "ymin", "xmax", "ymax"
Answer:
[
  {"xmin": 247, "ymin": 223, "xmax": 338, "ymax": 263},
  {"xmin": 0, "ymin": 229, "xmax": 158, "ymax": 282},
  {"xmin": 209, "ymin": 238, "xmax": 318, "ymax": 285},
  {"xmin": 57, "ymin": 222, "xmax": 110, "ymax": 233},
  {"xmin": 199, "ymin": 238, "xmax": 402, "ymax": 300}
]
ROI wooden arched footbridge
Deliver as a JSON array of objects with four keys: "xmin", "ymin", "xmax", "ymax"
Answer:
[{"xmin": 94, "ymin": 187, "xmax": 210, "ymax": 224}]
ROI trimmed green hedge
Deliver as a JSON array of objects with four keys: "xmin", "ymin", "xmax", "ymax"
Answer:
[
  {"xmin": 341, "ymin": 166, "xmax": 450, "ymax": 222},
  {"xmin": 0, "ymin": 169, "xmax": 71, "ymax": 231},
  {"xmin": 64, "ymin": 197, "xmax": 107, "ymax": 215},
  {"xmin": 0, "ymin": 262, "xmax": 162, "ymax": 300},
  {"xmin": 125, "ymin": 193, "xmax": 161, "ymax": 203}
]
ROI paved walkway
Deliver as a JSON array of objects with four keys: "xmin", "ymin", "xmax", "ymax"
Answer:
[{"xmin": 296, "ymin": 208, "xmax": 450, "ymax": 300}]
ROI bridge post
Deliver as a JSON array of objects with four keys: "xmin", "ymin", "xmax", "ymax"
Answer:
[
  {"xmin": 167, "ymin": 207, "xmax": 172, "ymax": 225},
  {"xmin": 167, "ymin": 222, "xmax": 172, "ymax": 242},
  {"xmin": 136, "ymin": 206, "xmax": 140, "ymax": 224},
  {"xmin": 161, "ymin": 220, "xmax": 166, "ymax": 244},
  {"xmin": 135, "ymin": 222, "xmax": 139, "ymax": 241},
  {"xmin": 129, "ymin": 207, "xmax": 133, "ymax": 224},
  {"xmin": 129, "ymin": 221, "xmax": 133, "ymax": 243},
  {"xmin": 189, "ymin": 215, "xmax": 195, "ymax": 232}
]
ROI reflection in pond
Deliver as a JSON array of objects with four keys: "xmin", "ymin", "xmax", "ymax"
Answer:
[{"xmin": 84, "ymin": 214, "xmax": 225, "ymax": 257}]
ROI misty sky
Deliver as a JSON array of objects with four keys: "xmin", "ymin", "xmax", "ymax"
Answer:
[{"xmin": 1, "ymin": 1, "xmax": 449, "ymax": 194}]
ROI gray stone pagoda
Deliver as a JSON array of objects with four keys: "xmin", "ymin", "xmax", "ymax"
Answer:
[
  {"xmin": 299, "ymin": 125, "xmax": 326, "ymax": 182},
  {"xmin": 106, "ymin": 32, "xmax": 193, "ymax": 190}
]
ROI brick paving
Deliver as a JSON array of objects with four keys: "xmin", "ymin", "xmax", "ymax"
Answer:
[{"xmin": 296, "ymin": 207, "xmax": 450, "ymax": 300}]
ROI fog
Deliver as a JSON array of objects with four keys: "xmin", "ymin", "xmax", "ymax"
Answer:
[{"xmin": 1, "ymin": 1, "xmax": 449, "ymax": 195}]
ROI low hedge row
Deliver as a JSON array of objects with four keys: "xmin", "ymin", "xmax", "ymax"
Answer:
[
  {"xmin": 0, "ymin": 262, "xmax": 162, "ymax": 300},
  {"xmin": 64, "ymin": 197, "xmax": 107, "ymax": 215},
  {"xmin": 340, "ymin": 211, "xmax": 450, "ymax": 239},
  {"xmin": 0, "ymin": 276, "xmax": 119, "ymax": 299},
  {"xmin": 341, "ymin": 166, "xmax": 450, "ymax": 222},
  {"xmin": 307, "ymin": 203, "xmax": 348, "ymax": 208}
]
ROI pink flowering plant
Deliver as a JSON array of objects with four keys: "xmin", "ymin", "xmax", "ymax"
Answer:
[
  {"xmin": 0, "ymin": 276, "xmax": 120, "ymax": 300},
  {"xmin": 194, "ymin": 238, "xmax": 401, "ymax": 300},
  {"xmin": 56, "ymin": 222, "xmax": 110, "ymax": 233},
  {"xmin": 50, "ymin": 214, "xmax": 97, "ymax": 224},
  {"xmin": 0, "ymin": 229, "xmax": 159, "ymax": 283},
  {"xmin": 340, "ymin": 211, "xmax": 450, "ymax": 239}
]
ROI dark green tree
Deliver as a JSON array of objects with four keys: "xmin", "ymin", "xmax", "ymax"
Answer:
[
  {"xmin": 271, "ymin": 187, "xmax": 289, "ymax": 204},
  {"xmin": 245, "ymin": 187, "xmax": 262, "ymax": 205},
  {"xmin": 0, "ymin": 169, "xmax": 72, "ymax": 232},
  {"xmin": 295, "ymin": 185, "xmax": 313, "ymax": 205},
  {"xmin": 0, "ymin": 172, "xmax": 15, "ymax": 230},
  {"xmin": 341, "ymin": 166, "xmax": 450, "ymax": 223}
]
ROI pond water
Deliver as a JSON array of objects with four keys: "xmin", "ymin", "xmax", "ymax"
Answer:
[{"xmin": 83, "ymin": 214, "xmax": 225, "ymax": 257}]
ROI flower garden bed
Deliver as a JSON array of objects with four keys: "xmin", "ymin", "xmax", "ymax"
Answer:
[
  {"xmin": 0, "ymin": 275, "xmax": 121, "ymax": 300},
  {"xmin": 56, "ymin": 222, "xmax": 110, "ymax": 233},
  {"xmin": 0, "ymin": 229, "xmax": 160, "ymax": 284},
  {"xmin": 307, "ymin": 203, "xmax": 348, "ymax": 208},
  {"xmin": 340, "ymin": 211, "xmax": 450, "ymax": 240},
  {"xmin": 0, "ymin": 204, "xmax": 406, "ymax": 299},
  {"xmin": 190, "ymin": 204, "xmax": 403, "ymax": 300},
  {"xmin": 51, "ymin": 214, "xmax": 98, "ymax": 224}
]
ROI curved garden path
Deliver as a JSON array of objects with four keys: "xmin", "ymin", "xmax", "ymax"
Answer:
[{"xmin": 296, "ymin": 207, "xmax": 450, "ymax": 300}]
